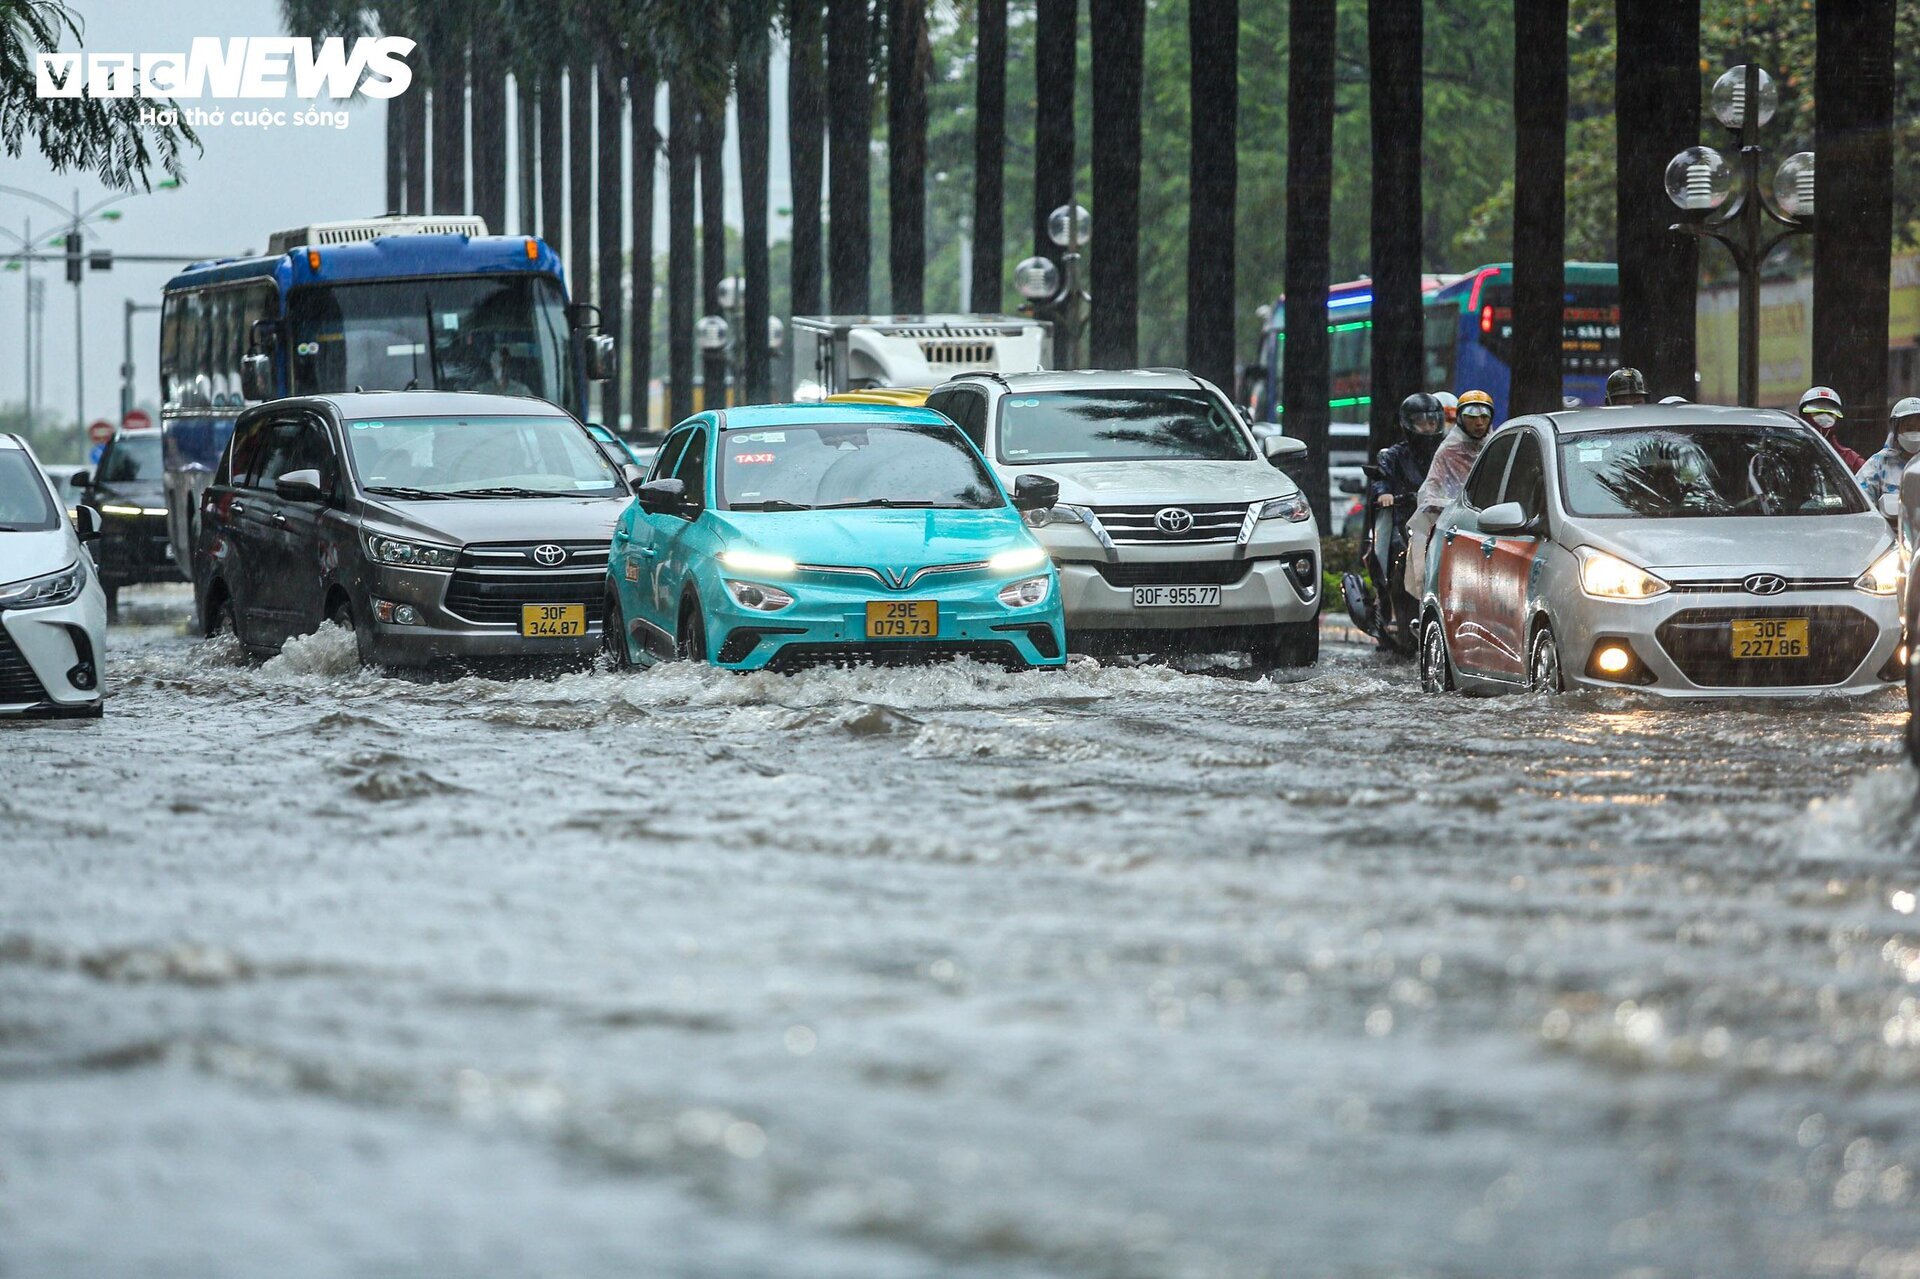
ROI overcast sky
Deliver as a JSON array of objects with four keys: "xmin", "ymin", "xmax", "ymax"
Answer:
[{"xmin": 1, "ymin": 0, "xmax": 791, "ymax": 425}]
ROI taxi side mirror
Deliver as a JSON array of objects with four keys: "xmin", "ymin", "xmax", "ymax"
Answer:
[{"xmin": 634, "ymin": 477, "xmax": 686, "ymax": 513}]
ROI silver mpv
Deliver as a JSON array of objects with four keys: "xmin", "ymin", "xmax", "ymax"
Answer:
[{"xmin": 1419, "ymin": 404, "xmax": 1904, "ymax": 698}]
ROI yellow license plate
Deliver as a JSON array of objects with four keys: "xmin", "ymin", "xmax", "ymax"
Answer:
[
  {"xmin": 866, "ymin": 600, "xmax": 938, "ymax": 639},
  {"xmin": 521, "ymin": 603, "xmax": 586, "ymax": 637},
  {"xmin": 1731, "ymin": 617, "xmax": 1809, "ymax": 659}
]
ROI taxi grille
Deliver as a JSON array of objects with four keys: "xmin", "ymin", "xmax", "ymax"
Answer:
[
  {"xmin": 1653, "ymin": 605, "xmax": 1879, "ymax": 688},
  {"xmin": 765, "ymin": 641, "xmax": 1026, "ymax": 672},
  {"xmin": 1094, "ymin": 560, "xmax": 1254, "ymax": 588},
  {"xmin": 1091, "ymin": 502, "xmax": 1248, "ymax": 545},
  {"xmin": 0, "ymin": 628, "xmax": 50, "ymax": 705}
]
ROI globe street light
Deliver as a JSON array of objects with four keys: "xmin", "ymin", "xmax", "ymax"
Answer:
[
  {"xmin": 697, "ymin": 314, "xmax": 731, "ymax": 352},
  {"xmin": 1667, "ymin": 61, "xmax": 1812, "ymax": 407},
  {"xmin": 1013, "ymin": 203, "xmax": 1092, "ymax": 369}
]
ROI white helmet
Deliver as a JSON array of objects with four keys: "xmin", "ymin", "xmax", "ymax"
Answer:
[
  {"xmin": 1435, "ymin": 391, "xmax": 1459, "ymax": 425},
  {"xmin": 1892, "ymin": 397, "xmax": 1920, "ymax": 451},
  {"xmin": 1799, "ymin": 385, "xmax": 1843, "ymax": 417}
]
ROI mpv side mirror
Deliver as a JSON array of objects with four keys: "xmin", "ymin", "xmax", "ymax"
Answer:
[
  {"xmin": 634, "ymin": 477, "xmax": 687, "ymax": 513},
  {"xmin": 620, "ymin": 463, "xmax": 646, "ymax": 492},
  {"xmin": 1881, "ymin": 491, "xmax": 1901, "ymax": 520},
  {"xmin": 69, "ymin": 470, "xmax": 91, "ymax": 489},
  {"xmin": 274, "ymin": 468, "xmax": 325, "ymax": 503},
  {"xmin": 73, "ymin": 504, "xmax": 101, "ymax": 542},
  {"xmin": 1478, "ymin": 501, "xmax": 1533, "ymax": 535},
  {"xmin": 1263, "ymin": 435, "xmax": 1308, "ymax": 463},
  {"xmin": 240, "ymin": 351, "xmax": 272, "ymax": 402},
  {"xmin": 585, "ymin": 333, "xmax": 616, "ymax": 382},
  {"xmin": 1011, "ymin": 473, "xmax": 1060, "ymax": 512}
]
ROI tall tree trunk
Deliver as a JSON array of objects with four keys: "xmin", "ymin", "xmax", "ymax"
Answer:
[
  {"xmin": 1032, "ymin": 0, "xmax": 1076, "ymax": 263},
  {"xmin": 431, "ymin": 40, "xmax": 466, "ymax": 214},
  {"xmin": 1815, "ymin": 0, "xmax": 1896, "ymax": 450},
  {"xmin": 539, "ymin": 73, "xmax": 564, "ymax": 250},
  {"xmin": 1088, "ymin": 0, "xmax": 1143, "ymax": 368},
  {"xmin": 516, "ymin": 75, "xmax": 536, "ymax": 235},
  {"xmin": 826, "ymin": 0, "xmax": 873, "ymax": 313},
  {"xmin": 1367, "ymin": 0, "xmax": 1421, "ymax": 454},
  {"xmin": 569, "ymin": 64, "xmax": 594, "ymax": 309},
  {"xmin": 596, "ymin": 62, "xmax": 624, "ymax": 424},
  {"xmin": 630, "ymin": 71, "xmax": 659, "ymax": 435},
  {"xmin": 1615, "ymin": 0, "xmax": 1698, "ymax": 401},
  {"xmin": 469, "ymin": 38, "xmax": 506, "ymax": 234},
  {"xmin": 739, "ymin": 28, "xmax": 773, "ymax": 404},
  {"xmin": 668, "ymin": 77, "xmax": 698, "ymax": 424},
  {"xmin": 1283, "ymin": 0, "xmax": 1335, "ymax": 527},
  {"xmin": 403, "ymin": 86, "xmax": 427, "ymax": 215},
  {"xmin": 385, "ymin": 95, "xmax": 404, "ymax": 213},
  {"xmin": 788, "ymin": 0, "xmax": 826, "ymax": 321},
  {"xmin": 1509, "ymin": 0, "xmax": 1567, "ymax": 419},
  {"xmin": 1187, "ymin": 0, "xmax": 1237, "ymax": 390},
  {"xmin": 700, "ymin": 102, "xmax": 728, "ymax": 405},
  {"xmin": 887, "ymin": 0, "xmax": 928, "ymax": 312},
  {"xmin": 970, "ymin": 0, "xmax": 1007, "ymax": 313}
]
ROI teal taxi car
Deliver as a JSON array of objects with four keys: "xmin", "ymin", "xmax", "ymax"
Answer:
[{"xmin": 603, "ymin": 404, "xmax": 1067, "ymax": 671}]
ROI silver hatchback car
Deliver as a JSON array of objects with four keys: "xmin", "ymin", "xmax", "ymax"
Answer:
[{"xmin": 1419, "ymin": 404, "xmax": 1904, "ymax": 697}]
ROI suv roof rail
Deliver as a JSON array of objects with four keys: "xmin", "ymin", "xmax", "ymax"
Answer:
[{"xmin": 949, "ymin": 370, "xmax": 1008, "ymax": 385}]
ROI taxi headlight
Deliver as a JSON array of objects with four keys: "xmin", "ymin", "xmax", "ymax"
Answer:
[
  {"xmin": 1854, "ymin": 546, "xmax": 1904, "ymax": 596},
  {"xmin": 0, "ymin": 562, "xmax": 85, "ymax": 610},
  {"xmin": 997, "ymin": 575, "xmax": 1052, "ymax": 608},
  {"xmin": 1576, "ymin": 546, "xmax": 1669, "ymax": 599},
  {"xmin": 718, "ymin": 549, "xmax": 797, "ymax": 575},
  {"xmin": 1256, "ymin": 493, "xmax": 1312, "ymax": 523},
  {"xmin": 364, "ymin": 534, "xmax": 460, "ymax": 569},
  {"xmin": 723, "ymin": 579, "xmax": 795, "ymax": 611},
  {"xmin": 989, "ymin": 545, "xmax": 1048, "ymax": 574}
]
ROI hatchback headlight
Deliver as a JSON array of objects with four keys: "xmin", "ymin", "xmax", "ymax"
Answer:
[
  {"xmin": 723, "ymin": 579, "xmax": 795, "ymax": 611},
  {"xmin": 997, "ymin": 575, "xmax": 1052, "ymax": 608},
  {"xmin": 1855, "ymin": 547, "xmax": 1905, "ymax": 596},
  {"xmin": 0, "ymin": 562, "xmax": 85, "ymax": 610},
  {"xmin": 364, "ymin": 534, "xmax": 460, "ymax": 569},
  {"xmin": 1576, "ymin": 547, "xmax": 1669, "ymax": 599},
  {"xmin": 1256, "ymin": 493, "xmax": 1312, "ymax": 522}
]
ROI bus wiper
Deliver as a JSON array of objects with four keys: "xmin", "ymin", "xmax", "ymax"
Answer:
[
  {"xmin": 727, "ymin": 499, "xmax": 814, "ymax": 511},
  {"xmin": 363, "ymin": 485, "xmax": 453, "ymax": 500}
]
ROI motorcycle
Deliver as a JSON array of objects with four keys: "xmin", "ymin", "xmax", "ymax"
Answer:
[{"xmin": 1340, "ymin": 465, "xmax": 1420, "ymax": 656}]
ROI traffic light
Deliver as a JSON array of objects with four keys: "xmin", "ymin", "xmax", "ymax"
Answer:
[{"xmin": 64, "ymin": 232, "xmax": 80, "ymax": 284}]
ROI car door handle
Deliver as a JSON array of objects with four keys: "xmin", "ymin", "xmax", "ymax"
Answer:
[
  {"xmin": 230, "ymin": 500, "xmax": 247, "ymax": 515},
  {"xmin": 640, "ymin": 546, "xmax": 658, "ymax": 558},
  {"xmin": 273, "ymin": 513, "xmax": 287, "ymax": 526},
  {"xmin": 612, "ymin": 529, "xmax": 629, "ymax": 543}
]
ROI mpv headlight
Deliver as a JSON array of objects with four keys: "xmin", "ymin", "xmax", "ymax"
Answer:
[
  {"xmin": 0, "ymin": 562, "xmax": 85, "ymax": 609},
  {"xmin": 723, "ymin": 580, "xmax": 795, "ymax": 611},
  {"xmin": 364, "ymin": 534, "xmax": 460, "ymax": 569},
  {"xmin": 1855, "ymin": 547, "xmax": 1904, "ymax": 596},
  {"xmin": 997, "ymin": 576, "xmax": 1052, "ymax": 608},
  {"xmin": 1256, "ymin": 493, "xmax": 1312, "ymax": 523},
  {"xmin": 1576, "ymin": 546, "xmax": 1669, "ymax": 599}
]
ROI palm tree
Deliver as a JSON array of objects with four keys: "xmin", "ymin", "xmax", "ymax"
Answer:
[
  {"xmin": 788, "ymin": 0, "xmax": 827, "ymax": 320},
  {"xmin": 568, "ymin": 63, "xmax": 593, "ymax": 310},
  {"xmin": 1089, "ymin": 0, "xmax": 1144, "ymax": 369},
  {"xmin": 1509, "ymin": 0, "xmax": 1567, "ymax": 417},
  {"xmin": 596, "ymin": 56, "xmax": 625, "ymax": 422},
  {"xmin": 429, "ymin": 29, "xmax": 466, "ymax": 214},
  {"xmin": 700, "ymin": 98, "xmax": 729, "ymax": 403},
  {"xmin": 826, "ymin": 0, "xmax": 872, "ymax": 313},
  {"xmin": 516, "ymin": 74, "xmax": 536, "ymax": 232},
  {"xmin": 887, "ymin": 0, "xmax": 929, "ymax": 313},
  {"xmin": 668, "ymin": 75, "xmax": 698, "ymax": 422},
  {"xmin": 1367, "ymin": 0, "xmax": 1420, "ymax": 454},
  {"xmin": 736, "ymin": 6, "xmax": 775, "ymax": 402},
  {"xmin": 1283, "ymin": 0, "xmax": 1335, "ymax": 525},
  {"xmin": 470, "ymin": 32, "xmax": 508, "ymax": 232},
  {"xmin": 405, "ymin": 84, "xmax": 428, "ymax": 214},
  {"xmin": 1031, "ymin": 0, "xmax": 1075, "ymax": 264},
  {"xmin": 630, "ymin": 68, "xmax": 659, "ymax": 432},
  {"xmin": 1814, "ymin": 0, "xmax": 1897, "ymax": 447},
  {"xmin": 1615, "ymin": 0, "xmax": 1698, "ymax": 401},
  {"xmin": 539, "ymin": 73, "xmax": 565, "ymax": 248},
  {"xmin": 385, "ymin": 94, "xmax": 406, "ymax": 213},
  {"xmin": 1186, "ymin": 0, "xmax": 1237, "ymax": 391},
  {"xmin": 970, "ymin": 0, "xmax": 1007, "ymax": 313}
]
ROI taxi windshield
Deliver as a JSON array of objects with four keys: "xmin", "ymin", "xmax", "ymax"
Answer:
[
  {"xmin": 344, "ymin": 415, "xmax": 621, "ymax": 496},
  {"xmin": 1558, "ymin": 424, "xmax": 1870, "ymax": 518},
  {"xmin": 716, "ymin": 422, "xmax": 1002, "ymax": 511}
]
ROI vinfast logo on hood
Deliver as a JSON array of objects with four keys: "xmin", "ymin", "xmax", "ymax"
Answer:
[{"xmin": 35, "ymin": 37, "xmax": 416, "ymax": 100}]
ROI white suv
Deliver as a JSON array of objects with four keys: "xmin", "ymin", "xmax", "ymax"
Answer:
[
  {"xmin": 1, "ymin": 434, "xmax": 106, "ymax": 718},
  {"xmin": 925, "ymin": 370, "xmax": 1321, "ymax": 665}
]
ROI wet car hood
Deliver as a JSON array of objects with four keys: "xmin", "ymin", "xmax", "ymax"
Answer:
[
  {"xmin": 709, "ymin": 507, "xmax": 1035, "ymax": 570},
  {"xmin": 363, "ymin": 494, "xmax": 630, "ymax": 546},
  {"xmin": 1, "ymin": 528, "xmax": 79, "ymax": 582},
  {"xmin": 998, "ymin": 459, "xmax": 1297, "ymax": 506},
  {"xmin": 1578, "ymin": 513, "xmax": 1894, "ymax": 580}
]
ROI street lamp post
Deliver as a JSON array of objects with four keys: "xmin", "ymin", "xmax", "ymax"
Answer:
[
  {"xmin": 696, "ymin": 314, "xmax": 731, "ymax": 410},
  {"xmin": 1666, "ymin": 62, "xmax": 1814, "ymax": 408},
  {"xmin": 1013, "ymin": 202, "xmax": 1092, "ymax": 370}
]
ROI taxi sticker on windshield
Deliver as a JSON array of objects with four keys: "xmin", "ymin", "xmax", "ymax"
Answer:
[
  {"xmin": 1578, "ymin": 446, "xmax": 1606, "ymax": 462},
  {"xmin": 738, "ymin": 431, "xmax": 785, "ymax": 443},
  {"xmin": 352, "ymin": 420, "xmax": 384, "ymax": 431},
  {"xmin": 733, "ymin": 452, "xmax": 776, "ymax": 464}
]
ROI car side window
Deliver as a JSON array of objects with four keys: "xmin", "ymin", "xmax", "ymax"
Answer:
[
  {"xmin": 648, "ymin": 430, "xmax": 689, "ymax": 484},
  {"xmin": 282, "ymin": 417, "xmax": 341, "ymax": 499},
  {"xmin": 249, "ymin": 418, "xmax": 303, "ymax": 491},
  {"xmin": 951, "ymin": 391, "xmax": 988, "ymax": 450},
  {"xmin": 1463, "ymin": 434, "xmax": 1517, "ymax": 510},
  {"xmin": 671, "ymin": 427, "xmax": 709, "ymax": 511},
  {"xmin": 225, "ymin": 416, "xmax": 269, "ymax": 487},
  {"xmin": 1502, "ymin": 433, "xmax": 1546, "ymax": 519},
  {"xmin": 924, "ymin": 390, "xmax": 955, "ymax": 422}
]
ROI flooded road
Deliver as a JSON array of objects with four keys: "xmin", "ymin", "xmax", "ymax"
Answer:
[{"xmin": 5, "ymin": 584, "xmax": 1919, "ymax": 1278}]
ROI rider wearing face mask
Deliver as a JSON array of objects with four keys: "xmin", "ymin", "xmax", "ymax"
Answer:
[
  {"xmin": 1799, "ymin": 386, "xmax": 1866, "ymax": 472},
  {"xmin": 1404, "ymin": 390, "xmax": 1496, "ymax": 596},
  {"xmin": 1856, "ymin": 397, "xmax": 1920, "ymax": 506}
]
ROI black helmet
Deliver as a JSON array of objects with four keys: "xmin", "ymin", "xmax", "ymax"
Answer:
[
  {"xmin": 1605, "ymin": 367, "xmax": 1648, "ymax": 405},
  {"xmin": 1399, "ymin": 391, "xmax": 1444, "ymax": 437}
]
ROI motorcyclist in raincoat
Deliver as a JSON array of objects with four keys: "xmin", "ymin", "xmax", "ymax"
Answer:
[
  {"xmin": 1800, "ymin": 386, "xmax": 1866, "ymax": 471},
  {"xmin": 1404, "ymin": 390, "xmax": 1495, "ymax": 596},
  {"xmin": 1856, "ymin": 397, "xmax": 1920, "ymax": 508},
  {"xmin": 1370, "ymin": 392, "xmax": 1447, "ymax": 513},
  {"xmin": 1346, "ymin": 392, "xmax": 1448, "ymax": 650}
]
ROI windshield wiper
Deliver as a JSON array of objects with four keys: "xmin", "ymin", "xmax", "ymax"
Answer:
[
  {"xmin": 363, "ymin": 485, "xmax": 453, "ymax": 500},
  {"xmin": 727, "ymin": 499, "xmax": 814, "ymax": 511},
  {"xmin": 813, "ymin": 498, "xmax": 968, "ymax": 510},
  {"xmin": 444, "ymin": 486, "xmax": 572, "ymax": 498}
]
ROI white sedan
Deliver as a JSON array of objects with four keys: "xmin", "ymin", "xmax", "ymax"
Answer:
[{"xmin": 1, "ymin": 433, "xmax": 106, "ymax": 719}]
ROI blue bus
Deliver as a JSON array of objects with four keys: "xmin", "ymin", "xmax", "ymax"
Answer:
[
  {"xmin": 1245, "ymin": 262, "xmax": 1621, "ymax": 461},
  {"xmin": 158, "ymin": 215, "xmax": 611, "ymax": 562}
]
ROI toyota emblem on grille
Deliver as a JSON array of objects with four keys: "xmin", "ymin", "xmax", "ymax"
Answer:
[
  {"xmin": 1742, "ymin": 573, "xmax": 1787, "ymax": 596},
  {"xmin": 1155, "ymin": 507, "xmax": 1194, "ymax": 534},
  {"xmin": 532, "ymin": 543, "xmax": 567, "ymax": 567}
]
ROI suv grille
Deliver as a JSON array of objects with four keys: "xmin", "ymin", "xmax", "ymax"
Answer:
[
  {"xmin": 1094, "ymin": 560, "xmax": 1254, "ymax": 588},
  {"xmin": 1092, "ymin": 502, "xmax": 1247, "ymax": 545},
  {"xmin": 1653, "ymin": 605, "xmax": 1878, "ymax": 688},
  {"xmin": 0, "ymin": 627, "xmax": 50, "ymax": 705},
  {"xmin": 444, "ymin": 541, "xmax": 609, "ymax": 628}
]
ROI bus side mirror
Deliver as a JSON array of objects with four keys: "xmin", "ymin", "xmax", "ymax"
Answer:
[
  {"xmin": 585, "ymin": 333, "xmax": 616, "ymax": 383},
  {"xmin": 241, "ymin": 352, "xmax": 271, "ymax": 402}
]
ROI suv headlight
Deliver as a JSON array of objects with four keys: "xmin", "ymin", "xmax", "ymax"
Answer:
[
  {"xmin": 0, "ymin": 562, "xmax": 85, "ymax": 609},
  {"xmin": 364, "ymin": 534, "xmax": 460, "ymax": 569},
  {"xmin": 723, "ymin": 579, "xmax": 795, "ymax": 611},
  {"xmin": 997, "ymin": 575, "xmax": 1052, "ymax": 608},
  {"xmin": 1256, "ymin": 493, "xmax": 1312, "ymax": 522},
  {"xmin": 1855, "ymin": 546, "xmax": 1904, "ymax": 596},
  {"xmin": 1576, "ymin": 546, "xmax": 1669, "ymax": 599},
  {"xmin": 1024, "ymin": 503, "xmax": 1093, "ymax": 530}
]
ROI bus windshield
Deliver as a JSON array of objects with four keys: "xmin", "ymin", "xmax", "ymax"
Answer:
[{"xmin": 288, "ymin": 276, "xmax": 575, "ymax": 414}]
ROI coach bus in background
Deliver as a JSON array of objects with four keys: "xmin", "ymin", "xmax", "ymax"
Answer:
[
  {"xmin": 157, "ymin": 215, "xmax": 613, "ymax": 567},
  {"xmin": 1243, "ymin": 261, "xmax": 1622, "ymax": 463}
]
